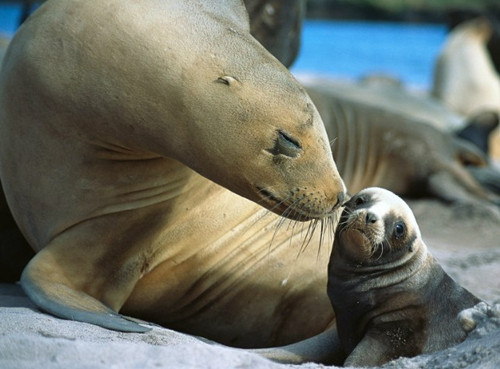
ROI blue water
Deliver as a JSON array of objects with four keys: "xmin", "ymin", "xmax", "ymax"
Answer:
[
  {"xmin": 0, "ymin": 8, "xmax": 447, "ymax": 89},
  {"xmin": 0, "ymin": 4, "xmax": 25, "ymax": 35},
  {"xmin": 292, "ymin": 20, "xmax": 448, "ymax": 89}
]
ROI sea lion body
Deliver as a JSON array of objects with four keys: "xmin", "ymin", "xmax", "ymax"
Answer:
[
  {"xmin": 0, "ymin": 0, "xmax": 346, "ymax": 347},
  {"xmin": 300, "ymin": 77, "xmax": 499, "ymax": 208},
  {"xmin": 328, "ymin": 188, "xmax": 481, "ymax": 367},
  {"xmin": 301, "ymin": 75, "xmax": 467, "ymax": 132}
]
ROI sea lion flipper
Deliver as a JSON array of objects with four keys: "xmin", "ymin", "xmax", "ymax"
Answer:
[
  {"xmin": 466, "ymin": 165, "xmax": 500, "ymax": 197},
  {"xmin": 21, "ymin": 255, "xmax": 151, "ymax": 333},
  {"xmin": 252, "ymin": 326, "xmax": 345, "ymax": 365},
  {"xmin": 427, "ymin": 161, "xmax": 500, "ymax": 209},
  {"xmin": 343, "ymin": 332, "xmax": 391, "ymax": 367}
]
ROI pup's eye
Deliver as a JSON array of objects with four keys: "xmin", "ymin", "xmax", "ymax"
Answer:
[
  {"xmin": 394, "ymin": 222, "xmax": 406, "ymax": 239},
  {"xmin": 354, "ymin": 196, "xmax": 366, "ymax": 206}
]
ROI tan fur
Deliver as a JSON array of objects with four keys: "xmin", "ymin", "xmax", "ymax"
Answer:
[{"xmin": 0, "ymin": 0, "xmax": 346, "ymax": 348}]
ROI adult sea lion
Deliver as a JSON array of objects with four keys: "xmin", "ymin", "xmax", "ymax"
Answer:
[
  {"xmin": 432, "ymin": 17, "xmax": 500, "ymax": 158},
  {"xmin": 328, "ymin": 187, "xmax": 482, "ymax": 367},
  {"xmin": 0, "ymin": 0, "xmax": 346, "ymax": 348}
]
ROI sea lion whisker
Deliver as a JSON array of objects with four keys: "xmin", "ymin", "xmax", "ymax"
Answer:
[
  {"xmin": 369, "ymin": 243, "xmax": 379, "ymax": 257},
  {"xmin": 375, "ymin": 243, "xmax": 385, "ymax": 260},
  {"xmin": 297, "ymin": 218, "xmax": 319, "ymax": 258},
  {"xmin": 325, "ymin": 214, "xmax": 335, "ymax": 246},
  {"xmin": 267, "ymin": 194, "xmax": 303, "ymax": 252},
  {"xmin": 295, "ymin": 222, "xmax": 312, "ymax": 259},
  {"xmin": 316, "ymin": 218, "xmax": 326, "ymax": 261},
  {"xmin": 330, "ymin": 215, "xmax": 337, "ymax": 245},
  {"xmin": 294, "ymin": 213, "xmax": 312, "ymax": 259}
]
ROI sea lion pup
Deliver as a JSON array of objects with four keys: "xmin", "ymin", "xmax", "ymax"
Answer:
[
  {"xmin": 0, "ymin": 0, "xmax": 346, "ymax": 346},
  {"xmin": 327, "ymin": 187, "xmax": 482, "ymax": 367}
]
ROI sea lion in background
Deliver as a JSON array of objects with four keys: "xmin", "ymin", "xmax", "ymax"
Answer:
[
  {"xmin": 446, "ymin": 9, "xmax": 500, "ymax": 75},
  {"xmin": 0, "ymin": 0, "xmax": 347, "ymax": 348},
  {"xmin": 305, "ymin": 74, "xmax": 500, "ymax": 154},
  {"xmin": 432, "ymin": 17, "xmax": 500, "ymax": 158},
  {"xmin": 243, "ymin": 0, "xmax": 304, "ymax": 68},
  {"xmin": 328, "ymin": 187, "xmax": 482, "ymax": 367},
  {"xmin": 432, "ymin": 17, "xmax": 500, "ymax": 117},
  {"xmin": 302, "ymin": 75, "xmax": 500, "ymax": 196},
  {"xmin": 299, "ymin": 76, "xmax": 500, "ymax": 209}
]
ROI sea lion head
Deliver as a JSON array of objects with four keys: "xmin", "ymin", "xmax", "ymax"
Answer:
[
  {"xmin": 179, "ymin": 20, "xmax": 346, "ymax": 221},
  {"xmin": 333, "ymin": 187, "xmax": 423, "ymax": 266}
]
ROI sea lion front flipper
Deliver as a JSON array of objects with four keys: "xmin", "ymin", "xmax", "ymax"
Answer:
[
  {"xmin": 21, "ymin": 250, "xmax": 151, "ymax": 333},
  {"xmin": 252, "ymin": 326, "xmax": 345, "ymax": 365},
  {"xmin": 466, "ymin": 165, "xmax": 500, "ymax": 197},
  {"xmin": 343, "ymin": 332, "xmax": 394, "ymax": 367},
  {"xmin": 427, "ymin": 140, "xmax": 500, "ymax": 205},
  {"xmin": 427, "ymin": 169, "xmax": 500, "ymax": 220}
]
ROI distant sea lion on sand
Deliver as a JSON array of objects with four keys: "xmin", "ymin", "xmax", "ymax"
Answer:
[
  {"xmin": 328, "ymin": 187, "xmax": 482, "ymax": 367},
  {"xmin": 0, "ymin": 0, "xmax": 347, "ymax": 347},
  {"xmin": 432, "ymin": 17, "xmax": 500, "ymax": 117},
  {"xmin": 432, "ymin": 17, "xmax": 500, "ymax": 158},
  {"xmin": 299, "ymin": 76, "xmax": 500, "ymax": 210}
]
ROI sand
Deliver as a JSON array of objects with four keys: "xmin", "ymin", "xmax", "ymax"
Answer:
[{"xmin": 0, "ymin": 198, "xmax": 499, "ymax": 369}]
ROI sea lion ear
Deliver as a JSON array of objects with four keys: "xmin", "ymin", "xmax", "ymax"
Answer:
[{"xmin": 216, "ymin": 76, "xmax": 240, "ymax": 86}]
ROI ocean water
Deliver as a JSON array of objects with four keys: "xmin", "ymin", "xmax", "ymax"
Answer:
[
  {"xmin": 0, "ymin": 4, "xmax": 27, "ymax": 35},
  {"xmin": 0, "ymin": 7, "xmax": 447, "ymax": 89},
  {"xmin": 292, "ymin": 20, "xmax": 448, "ymax": 89}
]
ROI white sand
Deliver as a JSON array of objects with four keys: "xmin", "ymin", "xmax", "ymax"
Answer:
[{"xmin": 1, "ymin": 199, "xmax": 499, "ymax": 369}]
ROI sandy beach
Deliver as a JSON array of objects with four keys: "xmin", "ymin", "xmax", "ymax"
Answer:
[{"xmin": 1, "ymin": 197, "xmax": 499, "ymax": 369}]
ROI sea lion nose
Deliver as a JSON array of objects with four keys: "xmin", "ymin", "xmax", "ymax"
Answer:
[
  {"xmin": 365, "ymin": 212, "xmax": 378, "ymax": 224},
  {"xmin": 337, "ymin": 192, "xmax": 346, "ymax": 207}
]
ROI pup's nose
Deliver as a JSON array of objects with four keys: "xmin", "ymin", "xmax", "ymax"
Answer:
[{"xmin": 365, "ymin": 212, "xmax": 378, "ymax": 224}]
